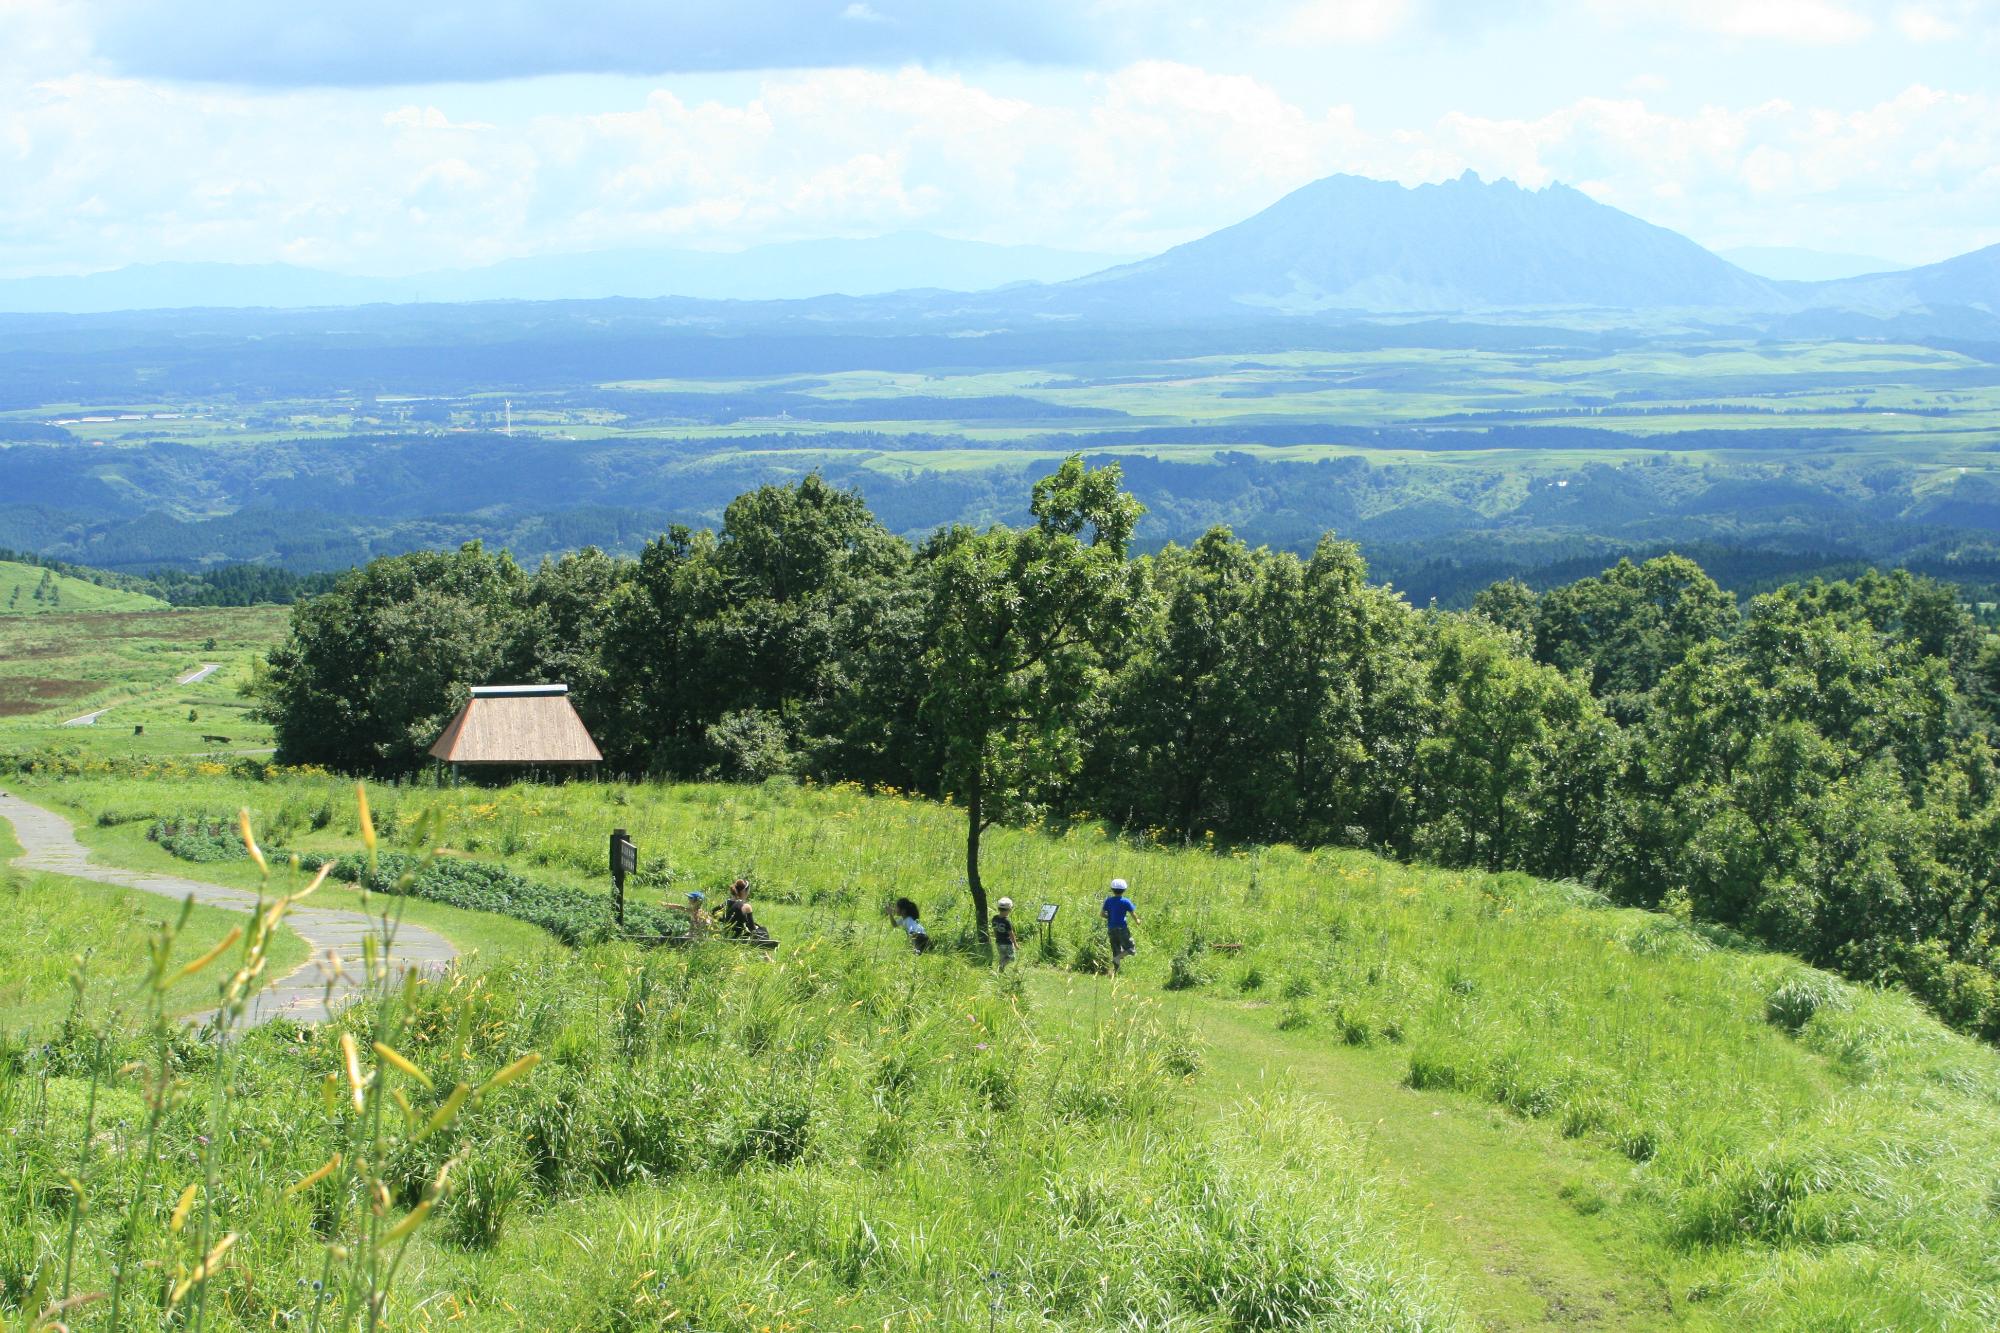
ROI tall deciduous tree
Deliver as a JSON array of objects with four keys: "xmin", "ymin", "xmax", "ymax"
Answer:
[
  {"xmin": 923, "ymin": 456, "xmax": 1143, "ymax": 937},
  {"xmin": 712, "ymin": 472, "xmax": 908, "ymax": 736},
  {"xmin": 260, "ymin": 542, "xmax": 524, "ymax": 774},
  {"xmin": 1534, "ymin": 554, "xmax": 1736, "ymax": 721},
  {"xmin": 1414, "ymin": 617, "xmax": 1612, "ymax": 874},
  {"xmin": 1090, "ymin": 528, "xmax": 1261, "ymax": 837}
]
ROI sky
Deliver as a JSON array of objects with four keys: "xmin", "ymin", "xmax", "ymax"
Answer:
[{"xmin": 0, "ymin": 0, "xmax": 1995, "ymax": 279}]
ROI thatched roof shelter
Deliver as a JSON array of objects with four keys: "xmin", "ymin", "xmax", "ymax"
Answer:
[{"xmin": 428, "ymin": 684, "xmax": 603, "ymax": 768}]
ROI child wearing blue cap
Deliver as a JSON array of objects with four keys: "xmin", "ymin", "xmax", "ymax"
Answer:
[{"xmin": 665, "ymin": 889, "xmax": 711, "ymax": 940}]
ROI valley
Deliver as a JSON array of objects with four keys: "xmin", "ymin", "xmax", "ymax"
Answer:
[{"xmin": 5, "ymin": 335, "xmax": 2000, "ymax": 607}]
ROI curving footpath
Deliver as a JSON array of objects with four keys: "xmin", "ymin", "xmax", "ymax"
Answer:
[{"xmin": 0, "ymin": 790, "xmax": 458, "ymax": 1029}]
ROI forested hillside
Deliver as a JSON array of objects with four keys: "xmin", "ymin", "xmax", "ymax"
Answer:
[{"xmin": 256, "ymin": 461, "xmax": 2000, "ymax": 1041}]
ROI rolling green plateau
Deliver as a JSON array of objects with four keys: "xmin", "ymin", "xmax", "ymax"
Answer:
[
  {"xmin": 6, "ymin": 336, "xmax": 2000, "ymax": 602},
  {"xmin": 2, "ymin": 321, "xmax": 1999, "ymax": 1325},
  {"xmin": 0, "ymin": 461, "xmax": 1997, "ymax": 1325}
]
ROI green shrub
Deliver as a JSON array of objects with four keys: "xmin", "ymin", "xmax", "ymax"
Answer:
[
  {"xmin": 1164, "ymin": 946, "xmax": 1212, "ymax": 992},
  {"xmin": 147, "ymin": 815, "xmax": 249, "ymax": 863},
  {"xmin": 1404, "ymin": 1047, "xmax": 1471, "ymax": 1093},
  {"xmin": 1329, "ymin": 1002, "xmax": 1379, "ymax": 1047},
  {"xmin": 1765, "ymin": 970, "xmax": 1851, "ymax": 1035},
  {"xmin": 296, "ymin": 850, "xmax": 684, "ymax": 947},
  {"xmin": 1068, "ymin": 934, "xmax": 1110, "ymax": 975},
  {"xmin": 1673, "ymin": 1143, "xmax": 1862, "ymax": 1247}
]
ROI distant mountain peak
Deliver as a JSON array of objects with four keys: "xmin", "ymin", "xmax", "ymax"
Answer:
[{"xmin": 1028, "ymin": 169, "xmax": 1786, "ymax": 318}]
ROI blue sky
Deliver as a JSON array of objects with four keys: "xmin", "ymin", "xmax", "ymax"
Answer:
[{"xmin": 1, "ymin": 0, "xmax": 1994, "ymax": 277}]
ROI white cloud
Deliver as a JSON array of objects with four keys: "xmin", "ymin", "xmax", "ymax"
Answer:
[
  {"xmin": 1707, "ymin": 0, "xmax": 1874, "ymax": 42},
  {"xmin": 383, "ymin": 105, "xmax": 496, "ymax": 131},
  {"xmin": 1600, "ymin": 0, "xmax": 1876, "ymax": 43},
  {"xmin": 1893, "ymin": 4, "xmax": 1960, "ymax": 37},
  {"xmin": 2, "ymin": 16, "xmax": 1997, "ymax": 277},
  {"xmin": 1279, "ymin": 0, "xmax": 1413, "ymax": 42}
]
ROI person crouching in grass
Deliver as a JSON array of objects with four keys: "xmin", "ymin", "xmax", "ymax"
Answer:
[
  {"xmin": 991, "ymin": 896, "xmax": 1017, "ymax": 967},
  {"xmin": 892, "ymin": 897, "xmax": 932, "ymax": 953},
  {"xmin": 664, "ymin": 890, "xmax": 710, "ymax": 941}
]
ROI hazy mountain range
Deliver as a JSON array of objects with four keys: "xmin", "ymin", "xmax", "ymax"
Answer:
[
  {"xmin": 988, "ymin": 173, "xmax": 1992, "ymax": 325},
  {"xmin": 1718, "ymin": 246, "xmax": 1908, "ymax": 283},
  {"xmin": 1, "ymin": 172, "xmax": 1993, "ymax": 325},
  {"xmin": 0, "ymin": 233, "xmax": 1136, "ymax": 313}
]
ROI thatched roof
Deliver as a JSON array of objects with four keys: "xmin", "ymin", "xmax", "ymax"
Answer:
[{"xmin": 428, "ymin": 685, "xmax": 603, "ymax": 766}]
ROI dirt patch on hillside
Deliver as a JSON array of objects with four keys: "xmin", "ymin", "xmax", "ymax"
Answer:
[{"xmin": 0, "ymin": 677, "xmax": 100, "ymax": 716}]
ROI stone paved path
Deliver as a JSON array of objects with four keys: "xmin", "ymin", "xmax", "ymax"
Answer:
[{"xmin": 0, "ymin": 790, "xmax": 458, "ymax": 1029}]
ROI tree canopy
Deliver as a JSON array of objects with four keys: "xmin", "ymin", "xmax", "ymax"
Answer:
[{"xmin": 257, "ymin": 464, "xmax": 2000, "ymax": 1039}]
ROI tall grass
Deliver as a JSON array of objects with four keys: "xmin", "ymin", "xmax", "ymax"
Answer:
[
  {"xmin": 17, "ymin": 769, "xmax": 2000, "ymax": 1326},
  {"xmin": 1, "ymin": 783, "xmax": 1463, "ymax": 1329},
  {"xmin": 0, "ymin": 793, "xmax": 550, "ymax": 1330}
]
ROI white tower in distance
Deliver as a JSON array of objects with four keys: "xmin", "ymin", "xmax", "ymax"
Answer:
[{"xmin": 503, "ymin": 400, "xmax": 513, "ymax": 437}]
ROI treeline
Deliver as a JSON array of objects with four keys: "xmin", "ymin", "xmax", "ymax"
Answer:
[
  {"xmin": 259, "ymin": 462, "xmax": 2000, "ymax": 1038},
  {"xmin": 143, "ymin": 564, "xmax": 343, "ymax": 606},
  {"xmin": 0, "ymin": 547, "xmax": 340, "ymax": 605}
]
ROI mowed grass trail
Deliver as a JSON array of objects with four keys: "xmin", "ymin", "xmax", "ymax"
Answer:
[
  {"xmin": 1030, "ymin": 969, "xmax": 1681, "ymax": 1329},
  {"xmin": 10, "ymin": 768, "xmax": 2000, "ymax": 1328}
]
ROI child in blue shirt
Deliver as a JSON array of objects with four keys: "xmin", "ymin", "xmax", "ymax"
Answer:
[{"xmin": 1102, "ymin": 879, "xmax": 1138, "ymax": 970}]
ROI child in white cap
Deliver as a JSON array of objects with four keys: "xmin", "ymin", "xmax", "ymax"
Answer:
[
  {"xmin": 1102, "ymin": 878, "xmax": 1137, "ymax": 971},
  {"xmin": 991, "ymin": 896, "xmax": 1018, "ymax": 967}
]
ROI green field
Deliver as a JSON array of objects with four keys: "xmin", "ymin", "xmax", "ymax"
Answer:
[
  {"xmin": 0, "ymin": 560, "xmax": 164, "ymax": 617},
  {"xmin": 0, "ymin": 604, "xmax": 284, "ymax": 755},
  {"xmin": 13, "ymin": 339, "xmax": 2000, "ymax": 460},
  {"xmin": 0, "ymin": 817, "xmax": 309, "ymax": 1032},
  {"xmin": 3, "ymin": 765, "xmax": 1997, "ymax": 1329},
  {"xmin": 9, "ymin": 336, "xmax": 2000, "ymax": 592}
]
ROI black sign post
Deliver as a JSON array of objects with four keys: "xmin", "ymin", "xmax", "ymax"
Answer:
[{"xmin": 609, "ymin": 829, "xmax": 638, "ymax": 928}]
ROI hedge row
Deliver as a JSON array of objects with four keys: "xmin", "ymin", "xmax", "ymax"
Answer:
[
  {"xmin": 288, "ymin": 851, "xmax": 683, "ymax": 946},
  {"xmin": 147, "ymin": 817, "xmax": 252, "ymax": 864},
  {"xmin": 141, "ymin": 822, "xmax": 683, "ymax": 947}
]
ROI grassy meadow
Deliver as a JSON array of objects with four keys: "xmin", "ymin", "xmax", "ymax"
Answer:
[
  {"xmin": 0, "ymin": 561, "xmax": 165, "ymax": 617},
  {"xmin": 4, "ymin": 764, "xmax": 1998, "ymax": 1329},
  {"xmin": 0, "ymin": 603, "xmax": 283, "ymax": 755}
]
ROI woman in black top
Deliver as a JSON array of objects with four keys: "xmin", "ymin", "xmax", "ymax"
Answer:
[{"xmin": 720, "ymin": 879, "xmax": 757, "ymax": 938}]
